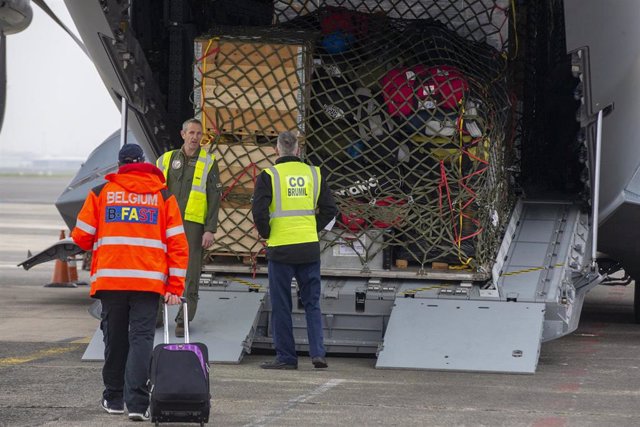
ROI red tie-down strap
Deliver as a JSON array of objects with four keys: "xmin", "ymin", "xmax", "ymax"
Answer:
[
  {"xmin": 438, "ymin": 159, "xmax": 456, "ymax": 236},
  {"xmin": 220, "ymin": 162, "xmax": 260, "ymax": 202},
  {"xmin": 456, "ymin": 145, "xmax": 489, "ymax": 242},
  {"xmin": 438, "ymin": 144, "xmax": 490, "ymax": 250}
]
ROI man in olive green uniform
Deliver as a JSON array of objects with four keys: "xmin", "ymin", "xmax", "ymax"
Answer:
[{"xmin": 157, "ymin": 118, "xmax": 221, "ymax": 337}]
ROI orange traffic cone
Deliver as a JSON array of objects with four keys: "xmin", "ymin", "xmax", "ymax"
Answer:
[
  {"xmin": 44, "ymin": 230, "xmax": 77, "ymax": 288},
  {"xmin": 67, "ymin": 256, "xmax": 88, "ymax": 286}
]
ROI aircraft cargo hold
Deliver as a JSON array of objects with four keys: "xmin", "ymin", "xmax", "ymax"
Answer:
[{"xmin": 38, "ymin": 0, "xmax": 638, "ymax": 373}]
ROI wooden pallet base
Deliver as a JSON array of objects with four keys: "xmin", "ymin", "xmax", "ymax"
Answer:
[
  {"xmin": 206, "ymin": 251, "xmax": 266, "ymax": 265},
  {"xmin": 209, "ymin": 133, "xmax": 278, "ymax": 145}
]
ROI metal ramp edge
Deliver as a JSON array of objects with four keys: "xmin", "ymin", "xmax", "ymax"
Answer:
[
  {"xmin": 82, "ymin": 291, "xmax": 265, "ymax": 364},
  {"xmin": 376, "ymin": 298, "xmax": 545, "ymax": 373},
  {"xmin": 496, "ymin": 200, "xmax": 585, "ymax": 304}
]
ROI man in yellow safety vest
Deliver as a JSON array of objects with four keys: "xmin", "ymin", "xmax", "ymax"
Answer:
[
  {"xmin": 252, "ymin": 131, "xmax": 337, "ymax": 369},
  {"xmin": 156, "ymin": 118, "xmax": 221, "ymax": 337}
]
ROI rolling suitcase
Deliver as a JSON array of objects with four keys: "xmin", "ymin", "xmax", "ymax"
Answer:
[{"xmin": 149, "ymin": 300, "xmax": 210, "ymax": 426}]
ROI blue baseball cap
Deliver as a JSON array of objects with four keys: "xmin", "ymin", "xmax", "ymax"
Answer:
[{"xmin": 118, "ymin": 144, "xmax": 145, "ymax": 164}]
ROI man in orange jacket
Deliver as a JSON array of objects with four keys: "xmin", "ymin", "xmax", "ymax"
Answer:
[{"xmin": 71, "ymin": 144, "xmax": 189, "ymax": 422}]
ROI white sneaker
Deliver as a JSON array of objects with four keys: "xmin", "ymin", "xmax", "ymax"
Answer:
[
  {"xmin": 128, "ymin": 409, "xmax": 150, "ymax": 421},
  {"xmin": 101, "ymin": 399, "xmax": 124, "ymax": 415}
]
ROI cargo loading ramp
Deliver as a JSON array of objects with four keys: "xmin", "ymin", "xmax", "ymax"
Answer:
[
  {"xmin": 377, "ymin": 200, "xmax": 586, "ymax": 373},
  {"xmin": 376, "ymin": 298, "xmax": 545, "ymax": 373},
  {"xmin": 82, "ymin": 288, "xmax": 265, "ymax": 363}
]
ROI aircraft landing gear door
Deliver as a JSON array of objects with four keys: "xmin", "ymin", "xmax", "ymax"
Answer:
[
  {"xmin": 83, "ymin": 291, "xmax": 265, "ymax": 363},
  {"xmin": 376, "ymin": 299, "xmax": 546, "ymax": 373}
]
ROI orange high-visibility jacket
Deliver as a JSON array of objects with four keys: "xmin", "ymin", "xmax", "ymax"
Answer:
[{"xmin": 71, "ymin": 163, "xmax": 189, "ymax": 297}]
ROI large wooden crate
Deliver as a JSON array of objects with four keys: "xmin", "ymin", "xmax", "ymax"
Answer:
[
  {"xmin": 205, "ymin": 142, "xmax": 278, "ymax": 212},
  {"xmin": 210, "ymin": 207, "xmax": 264, "ymax": 254},
  {"xmin": 194, "ymin": 37, "xmax": 311, "ymax": 136},
  {"xmin": 205, "ymin": 143, "xmax": 276, "ymax": 255},
  {"xmin": 210, "ymin": 143, "xmax": 278, "ymax": 199}
]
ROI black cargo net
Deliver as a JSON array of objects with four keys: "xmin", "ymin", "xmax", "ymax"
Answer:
[{"xmin": 193, "ymin": 0, "xmax": 515, "ymax": 273}]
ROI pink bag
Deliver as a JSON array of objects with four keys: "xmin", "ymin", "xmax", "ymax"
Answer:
[{"xmin": 380, "ymin": 68, "xmax": 420, "ymax": 117}]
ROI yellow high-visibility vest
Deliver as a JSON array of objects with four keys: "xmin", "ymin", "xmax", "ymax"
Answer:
[
  {"xmin": 265, "ymin": 162, "xmax": 320, "ymax": 247},
  {"xmin": 157, "ymin": 148, "xmax": 215, "ymax": 224}
]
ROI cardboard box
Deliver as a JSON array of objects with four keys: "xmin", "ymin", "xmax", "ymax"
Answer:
[
  {"xmin": 207, "ymin": 143, "xmax": 277, "ymax": 209},
  {"xmin": 211, "ymin": 143, "xmax": 277, "ymax": 190},
  {"xmin": 194, "ymin": 37, "xmax": 311, "ymax": 136},
  {"xmin": 210, "ymin": 207, "xmax": 264, "ymax": 254}
]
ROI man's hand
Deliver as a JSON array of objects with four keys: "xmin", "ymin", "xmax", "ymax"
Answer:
[
  {"xmin": 164, "ymin": 293, "xmax": 181, "ymax": 305},
  {"xmin": 202, "ymin": 231, "xmax": 214, "ymax": 248}
]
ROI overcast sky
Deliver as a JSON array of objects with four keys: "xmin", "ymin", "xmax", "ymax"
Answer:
[{"xmin": 1, "ymin": 0, "xmax": 120, "ymax": 159}]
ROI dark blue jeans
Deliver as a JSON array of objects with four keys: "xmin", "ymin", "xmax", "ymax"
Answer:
[
  {"xmin": 268, "ymin": 260, "xmax": 325, "ymax": 364},
  {"xmin": 99, "ymin": 291, "xmax": 158, "ymax": 413}
]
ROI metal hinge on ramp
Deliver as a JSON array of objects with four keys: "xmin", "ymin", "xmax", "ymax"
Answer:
[
  {"xmin": 82, "ymin": 291, "xmax": 265, "ymax": 363},
  {"xmin": 376, "ymin": 299, "xmax": 545, "ymax": 373}
]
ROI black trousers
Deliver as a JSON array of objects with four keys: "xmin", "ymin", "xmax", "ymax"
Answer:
[{"xmin": 99, "ymin": 290, "xmax": 159, "ymax": 413}]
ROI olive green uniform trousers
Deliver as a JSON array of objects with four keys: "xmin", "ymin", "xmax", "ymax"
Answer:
[
  {"xmin": 157, "ymin": 221, "xmax": 204, "ymax": 325},
  {"xmin": 176, "ymin": 220, "xmax": 204, "ymax": 323}
]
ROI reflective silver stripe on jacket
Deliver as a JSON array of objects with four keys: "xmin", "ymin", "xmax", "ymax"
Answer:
[
  {"xmin": 76, "ymin": 219, "xmax": 96, "ymax": 235},
  {"xmin": 191, "ymin": 150, "xmax": 214, "ymax": 194},
  {"xmin": 166, "ymin": 225, "xmax": 185, "ymax": 238},
  {"xmin": 169, "ymin": 268, "xmax": 187, "ymax": 277},
  {"xmin": 92, "ymin": 237, "xmax": 167, "ymax": 252},
  {"xmin": 268, "ymin": 165, "xmax": 319, "ymax": 219},
  {"xmin": 311, "ymin": 166, "xmax": 320, "ymax": 207},
  {"xmin": 91, "ymin": 269, "xmax": 167, "ymax": 282}
]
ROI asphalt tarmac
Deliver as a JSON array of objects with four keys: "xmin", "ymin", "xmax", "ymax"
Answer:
[{"xmin": 1, "ymin": 176, "xmax": 640, "ymax": 426}]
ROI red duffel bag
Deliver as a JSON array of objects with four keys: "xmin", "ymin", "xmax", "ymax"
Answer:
[{"xmin": 371, "ymin": 196, "xmax": 408, "ymax": 229}]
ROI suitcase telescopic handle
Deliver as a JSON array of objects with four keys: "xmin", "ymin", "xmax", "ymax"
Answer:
[{"xmin": 163, "ymin": 297, "xmax": 190, "ymax": 344}]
